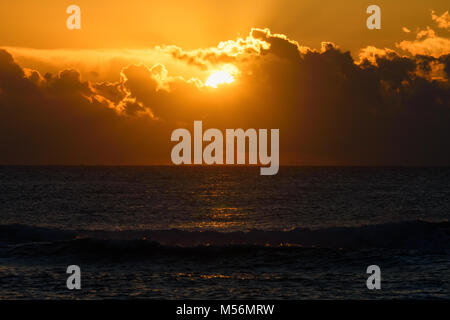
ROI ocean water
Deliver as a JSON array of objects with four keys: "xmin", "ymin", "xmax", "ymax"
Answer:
[{"xmin": 0, "ymin": 166, "xmax": 449, "ymax": 299}]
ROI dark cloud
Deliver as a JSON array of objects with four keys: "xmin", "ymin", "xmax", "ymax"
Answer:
[
  {"xmin": 0, "ymin": 49, "xmax": 170, "ymax": 165},
  {"xmin": 245, "ymin": 40, "xmax": 450, "ymax": 164},
  {"xmin": 250, "ymin": 28, "xmax": 304, "ymax": 61}
]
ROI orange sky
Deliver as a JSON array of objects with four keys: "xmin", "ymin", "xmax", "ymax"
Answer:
[
  {"xmin": 0, "ymin": 1, "xmax": 448, "ymax": 83},
  {"xmin": 0, "ymin": 1, "xmax": 449, "ymax": 165},
  {"xmin": 0, "ymin": 0, "xmax": 448, "ymax": 51}
]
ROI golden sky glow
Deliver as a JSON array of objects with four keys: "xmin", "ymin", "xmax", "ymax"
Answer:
[
  {"xmin": 1, "ymin": 1, "xmax": 449, "ymax": 82},
  {"xmin": 0, "ymin": 0, "xmax": 448, "ymax": 52}
]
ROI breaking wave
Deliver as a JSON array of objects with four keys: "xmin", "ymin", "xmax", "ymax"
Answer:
[{"xmin": 0, "ymin": 220, "xmax": 449, "ymax": 259}]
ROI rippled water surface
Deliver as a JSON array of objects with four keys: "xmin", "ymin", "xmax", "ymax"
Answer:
[{"xmin": 0, "ymin": 166, "xmax": 449, "ymax": 299}]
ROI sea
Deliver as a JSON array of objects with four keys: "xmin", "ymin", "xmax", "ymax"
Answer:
[{"xmin": 0, "ymin": 166, "xmax": 449, "ymax": 299}]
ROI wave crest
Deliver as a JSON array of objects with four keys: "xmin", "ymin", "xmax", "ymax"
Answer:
[{"xmin": 1, "ymin": 221, "xmax": 449, "ymax": 258}]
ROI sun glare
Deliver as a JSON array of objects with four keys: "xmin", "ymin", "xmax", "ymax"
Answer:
[{"xmin": 205, "ymin": 71, "xmax": 235, "ymax": 88}]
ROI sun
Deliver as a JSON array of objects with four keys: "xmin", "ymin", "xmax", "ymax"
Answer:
[{"xmin": 205, "ymin": 71, "xmax": 235, "ymax": 88}]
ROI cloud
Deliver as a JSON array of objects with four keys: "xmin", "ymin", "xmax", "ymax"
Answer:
[
  {"xmin": 0, "ymin": 46, "xmax": 209, "ymax": 83},
  {"xmin": 432, "ymin": 10, "xmax": 450, "ymax": 30},
  {"xmin": 162, "ymin": 33, "xmax": 269, "ymax": 70},
  {"xmin": 357, "ymin": 46, "xmax": 398, "ymax": 65},
  {"xmin": 161, "ymin": 27, "xmax": 314, "ymax": 70},
  {"xmin": 0, "ymin": 49, "xmax": 172, "ymax": 164},
  {"xmin": 396, "ymin": 34, "xmax": 450, "ymax": 58},
  {"xmin": 397, "ymin": 11, "xmax": 450, "ymax": 58},
  {"xmin": 0, "ymin": 22, "xmax": 449, "ymax": 165}
]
